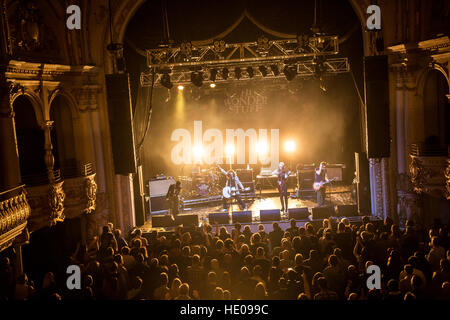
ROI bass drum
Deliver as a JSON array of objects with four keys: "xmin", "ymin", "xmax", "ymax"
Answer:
[{"xmin": 196, "ymin": 183, "xmax": 210, "ymax": 197}]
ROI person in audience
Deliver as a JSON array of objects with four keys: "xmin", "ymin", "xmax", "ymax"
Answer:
[{"xmin": 5, "ymin": 218, "xmax": 448, "ymax": 301}]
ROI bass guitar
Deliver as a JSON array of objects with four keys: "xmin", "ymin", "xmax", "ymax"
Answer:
[{"xmin": 313, "ymin": 178, "xmax": 336, "ymax": 191}]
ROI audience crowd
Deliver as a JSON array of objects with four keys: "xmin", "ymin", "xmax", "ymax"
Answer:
[{"xmin": 1, "ymin": 216, "xmax": 449, "ymax": 300}]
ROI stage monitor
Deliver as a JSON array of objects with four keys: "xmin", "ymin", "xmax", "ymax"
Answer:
[
  {"xmin": 232, "ymin": 210, "xmax": 252, "ymax": 223},
  {"xmin": 259, "ymin": 209, "xmax": 281, "ymax": 222}
]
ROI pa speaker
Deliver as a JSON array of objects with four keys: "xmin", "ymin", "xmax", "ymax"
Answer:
[
  {"xmin": 259, "ymin": 209, "xmax": 281, "ymax": 222},
  {"xmin": 175, "ymin": 214, "xmax": 199, "ymax": 227},
  {"xmin": 288, "ymin": 207, "xmax": 310, "ymax": 220},
  {"xmin": 151, "ymin": 215, "xmax": 174, "ymax": 228},
  {"xmin": 105, "ymin": 73, "xmax": 137, "ymax": 174},
  {"xmin": 336, "ymin": 204, "xmax": 358, "ymax": 217},
  {"xmin": 364, "ymin": 55, "xmax": 390, "ymax": 158},
  {"xmin": 209, "ymin": 212, "xmax": 230, "ymax": 225},
  {"xmin": 311, "ymin": 206, "xmax": 335, "ymax": 220},
  {"xmin": 232, "ymin": 211, "xmax": 252, "ymax": 223}
]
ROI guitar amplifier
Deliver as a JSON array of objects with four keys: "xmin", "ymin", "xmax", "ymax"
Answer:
[
  {"xmin": 149, "ymin": 177, "xmax": 175, "ymax": 197},
  {"xmin": 149, "ymin": 177, "xmax": 175, "ymax": 215}
]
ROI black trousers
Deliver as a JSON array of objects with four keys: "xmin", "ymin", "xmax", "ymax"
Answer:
[
  {"xmin": 168, "ymin": 197, "xmax": 179, "ymax": 216},
  {"xmin": 317, "ymin": 188, "xmax": 326, "ymax": 206},
  {"xmin": 279, "ymin": 184, "xmax": 288, "ymax": 211},
  {"xmin": 223, "ymin": 194, "xmax": 245, "ymax": 210}
]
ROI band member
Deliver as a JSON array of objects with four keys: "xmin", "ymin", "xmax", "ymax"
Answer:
[
  {"xmin": 166, "ymin": 180, "xmax": 181, "ymax": 219},
  {"xmin": 315, "ymin": 162, "xmax": 329, "ymax": 207},
  {"xmin": 273, "ymin": 162, "xmax": 290, "ymax": 212},
  {"xmin": 217, "ymin": 165, "xmax": 246, "ymax": 211}
]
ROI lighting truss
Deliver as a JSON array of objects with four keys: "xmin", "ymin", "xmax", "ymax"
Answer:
[
  {"xmin": 146, "ymin": 35, "xmax": 339, "ymax": 68},
  {"xmin": 140, "ymin": 58, "xmax": 349, "ymax": 87},
  {"xmin": 141, "ymin": 34, "xmax": 349, "ymax": 88}
]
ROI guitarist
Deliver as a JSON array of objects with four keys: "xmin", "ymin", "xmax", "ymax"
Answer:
[
  {"xmin": 272, "ymin": 162, "xmax": 290, "ymax": 212},
  {"xmin": 315, "ymin": 162, "xmax": 329, "ymax": 207},
  {"xmin": 217, "ymin": 165, "xmax": 246, "ymax": 211}
]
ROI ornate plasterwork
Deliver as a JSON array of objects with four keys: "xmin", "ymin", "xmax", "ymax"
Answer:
[
  {"xmin": 48, "ymin": 181, "xmax": 65, "ymax": 224},
  {"xmin": 0, "ymin": 188, "xmax": 31, "ymax": 252},
  {"xmin": 409, "ymin": 155, "xmax": 448, "ymax": 197}
]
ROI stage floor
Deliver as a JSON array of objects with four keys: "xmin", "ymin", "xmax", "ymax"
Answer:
[{"xmin": 140, "ymin": 186, "xmax": 356, "ymax": 232}]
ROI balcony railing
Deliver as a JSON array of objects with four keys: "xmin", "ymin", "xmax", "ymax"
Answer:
[{"xmin": 0, "ymin": 185, "xmax": 31, "ymax": 252}]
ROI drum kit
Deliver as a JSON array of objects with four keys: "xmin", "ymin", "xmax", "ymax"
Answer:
[{"xmin": 179, "ymin": 166, "xmax": 222, "ymax": 199}]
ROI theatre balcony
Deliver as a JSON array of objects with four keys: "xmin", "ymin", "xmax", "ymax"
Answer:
[
  {"xmin": 409, "ymin": 143, "xmax": 449, "ymax": 198},
  {"xmin": 24, "ymin": 170, "xmax": 65, "ymax": 233},
  {"xmin": 0, "ymin": 185, "xmax": 31, "ymax": 252},
  {"xmin": 62, "ymin": 163, "xmax": 98, "ymax": 219}
]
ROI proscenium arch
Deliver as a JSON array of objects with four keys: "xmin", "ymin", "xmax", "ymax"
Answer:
[{"xmin": 106, "ymin": 0, "xmax": 372, "ymax": 57}]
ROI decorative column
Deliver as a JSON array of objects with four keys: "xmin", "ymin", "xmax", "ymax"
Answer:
[
  {"xmin": 41, "ymin": 120, "xmax": 65, "ymax": 224},
  {"xmin": 42, "ymin": 120, "xmax": 56, "ymax": 182}
]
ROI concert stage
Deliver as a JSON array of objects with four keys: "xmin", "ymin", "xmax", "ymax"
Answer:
[{"xmin": 140, "ymin": 186, "xmax": 357, "ymax": 234}]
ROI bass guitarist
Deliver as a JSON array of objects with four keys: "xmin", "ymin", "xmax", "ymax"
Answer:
[
  {"xmin": 314, "ymin": 162, "xmax": 329, "ymax": 207},
  {"xmin": 217, "ymin": 165, "xmax": 246, "ymax": 211},
  {"xmin": 272, "ymin": 162, "xmax": 291, "ymax": 212}
]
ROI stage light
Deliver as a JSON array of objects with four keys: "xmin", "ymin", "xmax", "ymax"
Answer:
[
  {"xmin": 222, "ymin": 68, "xmax": 229, "ymax": 80},
  {"xmin": 210, "ymin": 83, "xmax": 216, "ymax": 88},
  {"xmin": 193, "ymin": 145, "xmax": 204, "ymax": 158},
  {"xmin": 256, "ymin": 141, "xmax": 268, "ymax": 154},
  {"xmin": 283, "ymin": 65, "xmax": 297, "ymax": 81},
  {"xmin": 161, "ymin": 73, "xmax": 173, "ymax": 89},
  {"xmin": 284, "ymin": 140, "xmax": 296, "ymax": 152},
  {"xmin": 225, "ymin": 144, "xmax": 235, "ymax": 156},
  {"xmin": 247, "ymin": 66, "xmax": 254, "ymax": 78},
  {"xmin": 191, "ymin": 71, "xmax": 203, "ymax": 87},
  {"xmin": 270, "ymin": 65, "xmax": 280, "ymax": 76},
  {"xmin": 259, "ymin": 66, "xmax": 268, "ymax": 77},
  {"xmin": 177, "ymin": 85, "xmax": 184, "ymax": 91},
  {"xmin": 234, "ymin": 67, "xmax": 241, "ymax": 80},
  {"xmin": 210, "ymin": 68, "xmax": 218, "ymax": 82}
]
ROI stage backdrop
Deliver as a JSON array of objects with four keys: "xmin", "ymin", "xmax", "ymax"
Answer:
[{"xmin": 141, "ymin": 74, "xmax": 361, "ymax": 182}]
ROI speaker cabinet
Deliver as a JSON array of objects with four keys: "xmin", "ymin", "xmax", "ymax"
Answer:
[
  {"xmin": 288, "ymin": 207, "xmax": 310, "ymax": 220},
  {"xmin": 311, "ymin": 206, "xmax": 335, "ymax": 220},
  {"xmin": 151, "ymin": 215, "xmax": 174, "ymax": 228},
  {"xmin": 336, "ymin": 204, "xmax": 358, "ymax": 217},
  {"xmin": 259, "ymin": 209, "xmax": 281, "ymax": 222},
  {"xmin": 232, "ymin": 211, "xmax": 252, "ymax": 223},
  {"xmin": 105, "ymin": 73, "xmax": 137, "ymax": 174},
  {"xmin": 175, "ymin": 214, "xmax": 199, "ymax": 227},
  {"xmin": 149, "ymin": 196, "xmax": 167, "ymax": 214},
  {"xmin": 208, "ymin": 212, "xmax": 230, "ymax": 225},
  {"xmin": 364, "ymin": 55, "xmax": 390, "ymax": 158}
]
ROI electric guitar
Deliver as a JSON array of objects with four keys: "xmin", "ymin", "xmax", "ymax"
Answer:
[
  {"xmin": 223, "ymin": 186, "xmax": 251, "ymax": 199},
  {"xmin": 313, "ymin": 178, "xmax": 336, "ymax": 191}
]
